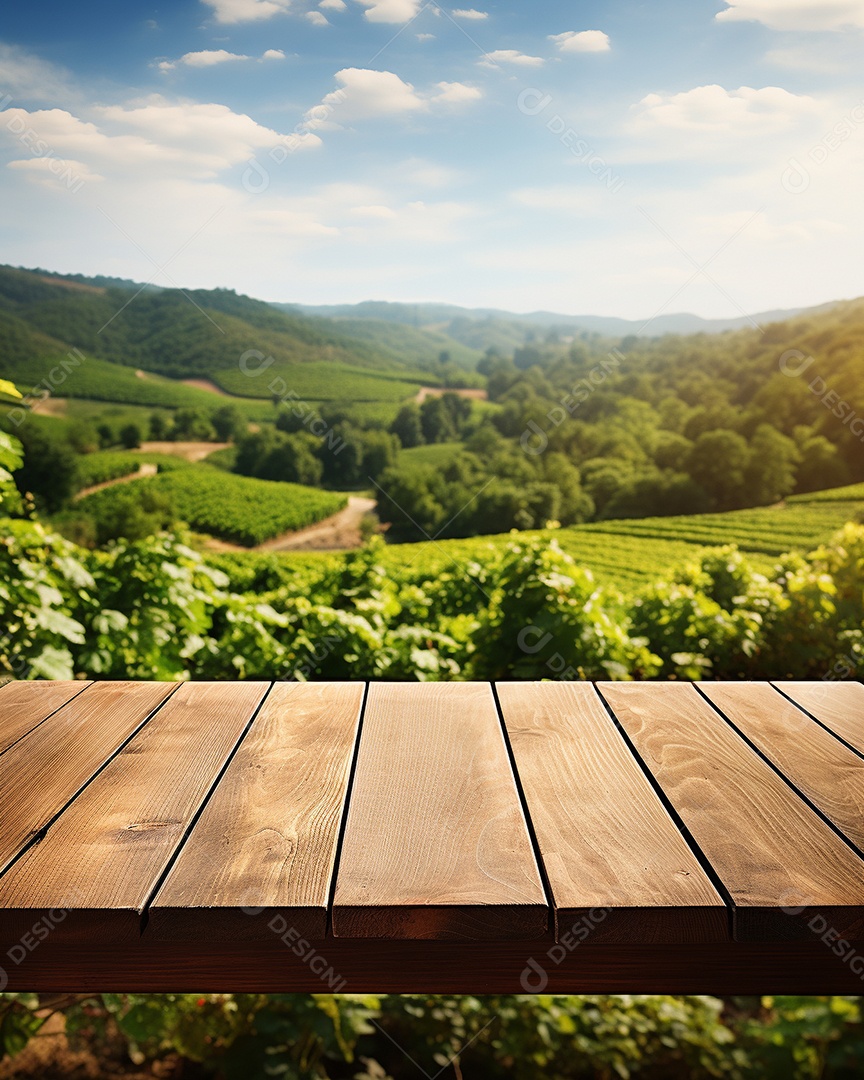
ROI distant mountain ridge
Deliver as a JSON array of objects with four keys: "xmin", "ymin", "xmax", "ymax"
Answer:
[{"xmin": 289, "ymin": 299, "xmax": 842, "ymax": 343}]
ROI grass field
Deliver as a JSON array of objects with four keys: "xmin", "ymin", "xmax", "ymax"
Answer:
[
  {"xmin": 76, "ymin": 465, "xmax": 347, "ymax": 546},
  {"xmin": 399, "ymin": 442, "xmax": 464, "ymax": 468}
]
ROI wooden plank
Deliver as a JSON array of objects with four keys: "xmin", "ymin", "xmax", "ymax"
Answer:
[
  {"xmin": 497, "ymin": 682, "xmax": 728, "ymax": 943},
  {"xmin": 149, "ymin": 682, "xmax": 363, "ymax": 942},
  {"xmin": 5, "ymin": 940, "xmax": 864, "ymax": 994},
  {"xmin": 701, "ymin": 682, "xmax": 864, "ymax": 854},
  {"xmin": 0, "ymin": 682, "xmax": 267, "ymax": 943},
  {"xmin": 775, "ymin": 680, "xmax": 864, "ymax": 755},
  {"xmin": 332, "ymin": 682, "xmax": 547, "ymax": 940},
  {"xmin": 600, "ymin": 682, "xmax": 864, "ymax": 943},
  {"xmin": 0, "ymin": 681, "xmax": 91, "ymax": 755},
  {"xmin": 0, "ymin": 681, "xmax": 175, "ymax": 876}
]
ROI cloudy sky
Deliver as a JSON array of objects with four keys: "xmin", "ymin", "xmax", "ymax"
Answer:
[{"xmin": 0, "ymin": 0, "xmax": 862, "ymax": 317}]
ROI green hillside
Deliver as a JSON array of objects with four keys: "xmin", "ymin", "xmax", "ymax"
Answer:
[{"xmin": 0, "ymin": 266, "xmax": 482, "ymax": 403}]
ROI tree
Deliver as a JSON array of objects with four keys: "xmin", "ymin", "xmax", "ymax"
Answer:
[
  {"xmin": 685, "ymin": 429, "xmax": 750, "ymax": 511},
  {"xmin": 12, "ymin": 425, "xmax": 76, "ymax": 512},
  {"xmin": 744, "ymin": 424, "xmax": 800, "ymax": 505},
  {"xmin": 420, "ymin": 397, "xmax": 457, "ymax": 444},
  {"xmin": 120, "ymin": 423, "xmax": 142, "ymax": 450},
  {"xmin": 68, "ymin": 421, "xmax": 99, "ymax": 454},
  {"xmin": 266, "ymin": 433, "xmax": 323, "ymax": 486},
  {"xmin": 390, "ymin": 404, "xmax": 424, "ymax": 448},
  {"xmin": 361, "ymin": 430, "xmax": 400, "ymax": 484},
  {"xmin": 796, "ymin": 434, "xmax": 849, "ymax": 493},
  {"xmin": 172, "ymin": 408, "xmax": 216, "ymax": 442},
  {"xmin": 93, "ymin": 486, "xmax": 175, "ymax": 545},
  {"xmin": 211, "ymin": 404, "xmax": 247, "ymax": 442}
]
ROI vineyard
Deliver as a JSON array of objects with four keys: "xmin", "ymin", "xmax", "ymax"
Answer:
[
  {"xmin": 363, "ymin": 530, "xmax": 770, "ymax": 592},
  {"xmin": 216, "ymin": 481, "xmax": 864, "ymax": 593},
  {"xmin": 76, "ymin": 466, "xmax": 347, "ymax": 546},
  {"xmin": 439, "ymin": 490, "xmax": 863, "ymax": 586},
  {"xmin": 212, "ymin": 360, "xmax": 424, "ymax": 402},
  {"xmin": 789, "ymin": 482, "xmax": 864, "ymax": 503},
  {"xmin": 7, "ymin": 355, "xmax": 223, "ymax": 409},
  {"xmin": 74, "ymin": 449, "xmax": 191, "ymax": 489},
  {"xmin": 580, "ymin": 499, "xmax": 864, "ymax": 556}
]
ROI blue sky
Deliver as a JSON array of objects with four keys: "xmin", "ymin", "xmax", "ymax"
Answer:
[{"xmin": 1, "ymin": 0, "xmax": 863, "ymax": 317}]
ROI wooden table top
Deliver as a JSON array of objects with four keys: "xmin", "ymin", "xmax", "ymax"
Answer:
[{"xmin": 1, "ymin": 678, "xmax": 863, "ymax": 993}]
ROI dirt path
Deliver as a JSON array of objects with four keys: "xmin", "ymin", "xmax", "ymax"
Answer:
[
  {"xmin": 202, "ymin": 495, "xmax": 377, "ymax": 554},
  {"xmin": 180, "ymin": 377, "xmax": 232, "ymax": 396},
  {"xmin": 30, "ymin": 394, "xmax": 68, "ymax": 417},
  {"xmin": 415, "ymin": 386, "xmax": 488, "ymax": 404},
  {"xmin": 261, "ymin": 495, "xmax": 376, "ymax": 551},
  {"xmin": 75, "ymin": 463, "xmax": 158, "ymax": 500},
  {"xmin": 136, "ymin": 441, "xmax": 230, "ymax": 462}
]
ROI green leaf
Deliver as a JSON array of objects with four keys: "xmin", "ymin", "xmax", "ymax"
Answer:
[{"xmin": 28, "ymin": 645, "xmax": 75, "ymax": 680}]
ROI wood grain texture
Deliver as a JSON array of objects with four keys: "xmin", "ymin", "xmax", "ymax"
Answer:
[
  {"xmin": 0, "ymin": 681, "xmax": 175, "ymax": 876},
  {"xmin": 600, "ymin": 682, "xmax": 864, "ymax": 943},
  {"xmin": 149, "ymin": 682, "xmax": 363, "ymax": 942},
  {"xmin": 774, "ymin": 681, "xmax": 864, "ymax": 755},
  {"xmin": 332, "ymin": 682, "xmax": 548, "ymax": 940},
  {"xmin": 4, "ymin": 940, "xmax": 864, "ymax": 994},
  {"xmin": 497, "ymin": 682, "xmax": 728, "ymax": 943},
  {"xmin": 0, "ymin": 681, "xmax": 91, "ymax": 756},
  {"xmin": 701, "ymin": 682, "xmax": 864, "ymax": 853},
  {"xmin": 0, "ymin": 683, "xmax": 266, "ymax": 943}
]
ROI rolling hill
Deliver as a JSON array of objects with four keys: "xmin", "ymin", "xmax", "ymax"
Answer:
[{"xmin": 0, "ymin": 265, "xmax": 484, "ymax": 410}]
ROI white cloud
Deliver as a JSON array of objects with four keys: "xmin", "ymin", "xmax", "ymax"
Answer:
[
  {"xmin": 715, "ymin": 0, "xmax": 864, "ymax": 30},
  {"xmin": 549, "ymin": 30, "xmax": 611, "ymax": 53},
  {"xmin": 354, "ymin": 0, "xmax": 421, "ymax": 23},
  {"xmin": 319, "ymin": 0, "xmax": 346, "ymax": 7},
  {"xmin": 306, "ymin": 10, "xmax": 329, "ymax": 23},
  {"xmin": 632, "ymin": 84, "xmax": 819, "ymax": 134},
  {"xmin": 201, "ymin": 0, "xmax": 292, "ymax": 22},
  {"xmin": 452, "ymin": 8, "xmax": 488, "ymax": 18},
  {"xmin": 159, "ymin": 48, "xmax": 285, "ymax": 70},
  {"xmin": 479, "ymin": 49, "xmax": 544, "ymax": 68},
  {"xmin": 7, "ymin": 157, "xmax": 102, "ymax": 188},
  {"xmin": 432, "ymin": 81, "xmax": 483, "ymax": 106},
  {"xmin": 417, "ymin": 32, "xmax": 436, "ymax": 40},
  {"xmin": 301, "ymin": 69, "xmax": 482, "ymax": 131},
  {"xmin": 0, "ymin": 100, "xmax": 320, "ymax": 191},
  {"xmin": 178, "ymin": 49, "xmax": 252, "ymax": 66},
  {"xmin": 0, "ymin": 42, "xmax": 76, "ymax": 103},
  {"xmin": 305, "ymin": 69, "xmax": 425, "ymax": 128}
]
